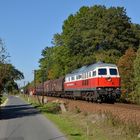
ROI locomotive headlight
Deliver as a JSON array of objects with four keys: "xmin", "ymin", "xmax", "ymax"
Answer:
[{"xmin": 106, "ymin": 77, "xmax": 112, "ymax": 81}]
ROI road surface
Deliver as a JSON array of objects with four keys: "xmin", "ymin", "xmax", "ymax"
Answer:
[{"xmin": 0, "ymin": 96, "xmax": 67, "ymax": 140}]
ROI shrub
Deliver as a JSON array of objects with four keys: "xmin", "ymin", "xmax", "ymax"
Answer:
[{"xmin": 43, "ymin": 102, "xmax": 61, "ymax": 114}]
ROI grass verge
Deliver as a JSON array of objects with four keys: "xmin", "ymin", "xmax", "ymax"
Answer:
[
  {"xmin": 21, "ymin": 95, "xmax": 140, "ymax": 140},
  {"xmin": 1, "ymin": 95, "xmax": 7, "ymax": 105}
]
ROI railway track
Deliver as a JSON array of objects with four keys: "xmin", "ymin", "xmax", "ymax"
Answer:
[
  {"xmin": 42, "ymin": 95, "xmax": 140, "ymax": 111},
  {"xmin": 37, "ymin": 96, "xmax": 140, "ymax": 125}
]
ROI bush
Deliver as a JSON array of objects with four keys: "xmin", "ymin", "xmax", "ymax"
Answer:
[{"xmin": 42, "ymin": 102, "xmax": 61, "ymax": 114}]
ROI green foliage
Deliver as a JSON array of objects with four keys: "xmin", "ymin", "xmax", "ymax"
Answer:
[
  {"xmin": 62, "ymin": 6, "xmax": 139, "ymax": 55},
  {"xmin": 42, "ymin": 103, "xmax": 61, "ymax": 114},
  {"xmin": 96, "ymin": 49, "xmax": 121, "ymax": 64},
  {"xmin": 52, "ymin": 33, "xmax": 63, "ymax": 46},
  {"xmin": 133, "ymin": 47, "xmax": 140, "ymax": 103},
  {"xmin": 38, "ymin": 46, "xmax": 70, "ymax": 80},
  {"xmin": 118, "ymin": 48, "xmax": 136, "ymax": 97},
  {"xmin": 3, "ymin": 64, "xmax": 24, "ymax": 93}
]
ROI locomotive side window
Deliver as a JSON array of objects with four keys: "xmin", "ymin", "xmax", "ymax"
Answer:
[
  {"xmin": 76, "ymin": 75, "xmax": 82, "ymax": 80},
  {"xmin": 92, "ymin": 71, "xmax": 96, "ymax": 77},
  {"xmin": 89, "ymin": 72, "xmax": 91, "ymax": 77},
  {"xmin": 82, "ymin": 73, "xmax": 86, "ymax": 79},
  {"xmin": 76, "ymin": 75, "xmax": 78, "ymax": 80},
  {"xmin": 98, "ymin": 68, "xmax": 107, "ymax": 75},
  {"xmin": 86, "ymin": 73, "xmax": 88, "ymax": 78},
  {"xmin": 71, "ymin": 76, "xmax": 75, "ymax": 81},
  {"xmin": 110, "ymin": 68, "xmax": 117, "ymax": 75}
]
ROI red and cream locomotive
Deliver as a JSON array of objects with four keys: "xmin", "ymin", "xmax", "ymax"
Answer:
[
  {"xmin": 33, "ymin": 61, "xmax": 121, "ymax": 103},
  {"xmin": 64, "ymin": 61, "xmax": 121, "ymax": 102}
]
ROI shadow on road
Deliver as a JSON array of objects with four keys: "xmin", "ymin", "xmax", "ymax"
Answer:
[{"xmin": 0, "ymin": 104, "xmax": 39, "ymax": 120}]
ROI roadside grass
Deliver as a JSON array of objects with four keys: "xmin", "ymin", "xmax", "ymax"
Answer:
[
  {"xmin": 1, "ymin": 95, "xmax": 7, "ymax": 104},
  {"xmin": 21, "ymin": 95, "xmax": 140, "ymax": 140}
]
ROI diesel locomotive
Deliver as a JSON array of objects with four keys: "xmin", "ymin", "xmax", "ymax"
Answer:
[{"xmin": 32, "ymin": 61, "xmax": 121, "ymax": 103}]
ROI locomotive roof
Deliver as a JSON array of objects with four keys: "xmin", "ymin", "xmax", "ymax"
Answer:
[{"xmin": 66, "ymin": 61, "xmax": 117, "ymax": 77}]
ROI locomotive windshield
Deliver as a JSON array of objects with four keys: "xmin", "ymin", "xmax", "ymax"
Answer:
[
  {"xmin": 98, "ymin": 68, "xmax": 107, "ymax": 75},
  {"xmin": 110, "ymin": 68, "xmax": 118, "ymax": 75}
]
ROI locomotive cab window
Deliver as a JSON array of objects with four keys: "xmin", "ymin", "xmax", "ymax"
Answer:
[
  {"xmin": 110, "ymin": 68, "xmax": 117, "ymax": 75},
  {"xmin": 98, "ymin": 68, "xmax": 107, "ymax": 75}
]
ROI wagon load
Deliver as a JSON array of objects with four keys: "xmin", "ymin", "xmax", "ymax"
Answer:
[
  {"xmin": 51, "ymin": 77, "xmax": 64, "ymax": 92},
  {"xmin": 44, "ymin": 80, "xmax": 51, "ymax": 93}
]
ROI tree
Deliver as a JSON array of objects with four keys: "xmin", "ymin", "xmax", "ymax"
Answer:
[
  {"xmin": 51, "ymin": 33, "xmax": 63, "ymax": 46},
  {"xmin": 118, "ymin": 48, "xmax": 136, "ymax": 98},
  {"xmin": 0, "ymin": 39, "xmax": 24, "ymax": 103},
  {"xmin": 61, "ymin": 5, "xmax": 139, "ymax": 58},
  {"xmin": 0, "ymin": 39, "xmax": 9, "ymax": 96},
  {"xmin": 133, "ymin": 47, "xmax": 140, "ymax": 103},
  {"xmin": 3, "ymin": 64, "xmax": 24, "ymax": 94},
  {"xmin": 96, "ymin": 49, "xmax": 121, "ymax": 64},
  {"xmin": 38, "ymin": 46, "xmax": 70, "ymax": 81}
]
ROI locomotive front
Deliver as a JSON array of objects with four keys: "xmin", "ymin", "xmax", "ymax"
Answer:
[
  {"xmin": 64, "ymin": 62, "xmax": 121, "ymax": 103},
  {"xmin": 94, "ymin": 64, "xmax": 121, "ymax": 102}
]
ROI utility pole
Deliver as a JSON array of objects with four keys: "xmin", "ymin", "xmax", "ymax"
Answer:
[
  {"xmin": 42, "ymin": 72, "xmax": 45, "ymax": 104},
  {"xmin": 34, "ymin": 70, "xmax": 41, "ymax": 104},
  {"xmin": 34, "ymin": 70, "xmax": 36, "ymax": 95},
  {"xmin": 24, "ymin": 81, "xmax": 26, "ymax": 94}
]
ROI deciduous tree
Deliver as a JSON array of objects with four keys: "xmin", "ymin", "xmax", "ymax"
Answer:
[
  {"xmin": 133, "ymin": 47, "xmax": 140, "ymax": 103},
  {"xmin": 118, "ymin": 48, "xmax": 136, "ymax": 97}
]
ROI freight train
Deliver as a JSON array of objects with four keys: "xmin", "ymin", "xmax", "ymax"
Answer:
[{"xmin": 31, "ymin": 61, "xmax": 121, "ymax": 103}]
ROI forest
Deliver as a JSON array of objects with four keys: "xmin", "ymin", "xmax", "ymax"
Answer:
[{"xmin": 31, "ymin": 5, "xmax": 140, "ymax": 103}]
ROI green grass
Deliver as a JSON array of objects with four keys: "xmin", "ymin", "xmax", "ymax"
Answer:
[
  {"xmin": 46, "ymin": 113, "xmax": 86, "ymax": 140},
  {"xmin": 21, "ymin": 95, "xmax": 140, "ymax": 140},
  {"xmin": 1, "ymin": 95, "xmax": 7, "ymax": 104}
]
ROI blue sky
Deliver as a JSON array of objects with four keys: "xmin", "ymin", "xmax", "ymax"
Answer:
[{"xmin": 0, "ymin": 0, "xmax": 140, "ymax": 86}]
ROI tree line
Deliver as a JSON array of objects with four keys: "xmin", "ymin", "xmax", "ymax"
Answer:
[
  {"xmin": 31, "ymin": 5, "xmax": 140, "ymax": 103},
  {"xmin": 0, "ymin": 39, "xmax": 24, "ymax": 103}
]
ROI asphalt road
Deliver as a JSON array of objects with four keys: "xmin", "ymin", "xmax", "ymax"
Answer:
[{"xmin": 0, "ymin": 96, "xmax": 67, "ymax": 140}]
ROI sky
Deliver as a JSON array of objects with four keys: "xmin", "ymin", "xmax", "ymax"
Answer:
[{"xmin": 0, "ymin": 0, "xmax": 140, "ymax": 86}]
